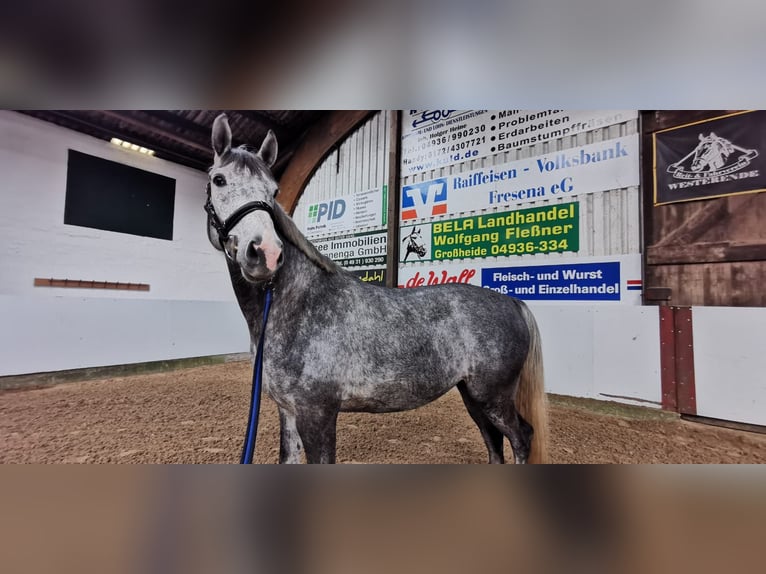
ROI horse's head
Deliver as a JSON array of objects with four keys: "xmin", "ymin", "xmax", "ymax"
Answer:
[
  {"xmin": 691, "ymin": 134, "xmax": 714, "ymax": 172},
  {"xmin": 206, "ymin": 113, "xmax": 284, "ymax": 283},
  {"xmin": 692, "ymin": 132, "xmax": 731, "ymax": 172}
]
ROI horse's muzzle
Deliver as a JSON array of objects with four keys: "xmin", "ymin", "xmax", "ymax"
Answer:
[{"xmin": 235, "ymin": 237, "xmax": 284, "ymax": 282}]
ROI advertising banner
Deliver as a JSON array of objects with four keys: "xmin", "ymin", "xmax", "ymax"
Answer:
[
  {"xmin": 481, "ymin": 261, "xmax": 621, "ymax": 301},
  {"xmin": 401, "ymin": 110, "xmax": 637, "ymax": 176},
  {"xmin": 400, "ymin": 202, "xmax": 578, "ymax": 263},
  {"xmin": 653, "ymin": 110, "xmax": 766, "ymax": 205},
  {"xmin": 348, "ymin": 268, "xmax": 387, "ymax": 286},
  {"xmin": 312, "ymin": 230, "xmax": 387, "ymax": 269},
  {"xmin": 299, "ymin": 186, "xmax": 387, "ymax": 237},
  {"xmin": 400, "ymin": 134, "xmax": 639, "ymax": 222},
  {"xmin": 397, "ymin": 255, "xmax": 642, "ymax": 304}
]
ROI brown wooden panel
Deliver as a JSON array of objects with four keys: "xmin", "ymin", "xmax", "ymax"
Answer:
[
  {"xmin": 659, "ymin": 306, "xmax": 678, "ymax": 411},
  {"xmin": 34, "ymin": 278, "xmax": 150, "ymax": 291},
  {"xmin": 651, "ymin": 201, "xmax": 728, "ymax": 247},
  {"xmin": 726, "ymin": 194, "xmax": 766, "ymax": 242},
  {"xmin": 646, "ymin": 241, "xmax": 766, "ymax": 265},
  {"xmin": 643, "ymin": 110, "xmax": 766, "ymax": 307},
  {"xmin": 645, "ymin": 261, "xmax": 766, "ymax": 307},
  {"xmin": 674, "ymin": 307, "xmax": 697, "ymax": 415},
  {"xmin": 644, "ymin": 287, "xmax": 672, "ymax": 304}
]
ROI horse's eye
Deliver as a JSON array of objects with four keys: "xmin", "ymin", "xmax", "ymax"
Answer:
[{"xmin": 212, "ymin": 174, "xmax": 227, "ymax": 187}]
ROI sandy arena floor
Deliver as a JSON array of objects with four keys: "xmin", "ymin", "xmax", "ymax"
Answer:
[{"xmin": 1, "ymin": 362, "xmax": 765, "ymax": 464}]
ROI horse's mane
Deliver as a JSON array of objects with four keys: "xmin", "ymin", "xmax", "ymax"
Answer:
[{"xmin": 273, "ymin": 201, "xmax": 340, "ymax": 274}]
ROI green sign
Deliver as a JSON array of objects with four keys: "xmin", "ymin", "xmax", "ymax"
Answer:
[{"xmin": 400, "ymin": 202, "xmax": 579, "ymax": 263}]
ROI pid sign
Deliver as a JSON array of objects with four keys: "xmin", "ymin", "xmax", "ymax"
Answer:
[
  {"xmin": 305, "ymin": 199, "xmax": 349, "ymax": 234},
  {"xmin": 309, "ymin": 199, "xmax": 346, "ymax": 224}
]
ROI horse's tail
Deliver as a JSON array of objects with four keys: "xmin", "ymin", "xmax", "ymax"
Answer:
[{"xmin": 516, "ymin": 301, "xmax": 549, "ymax": 464}]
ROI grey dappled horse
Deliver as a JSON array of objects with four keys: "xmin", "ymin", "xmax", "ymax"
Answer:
[{"xmin": 205, "ymin": 114, "xmax": 549, "ymax": 463}]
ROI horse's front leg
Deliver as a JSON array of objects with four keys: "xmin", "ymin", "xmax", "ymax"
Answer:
[
  {"xmin": 295, "ymin": 405, "xmax": 339, "ymax": 464},
  {"xmin": 278, "ymin": 408, "xmax": 304, "ymax": 464}
]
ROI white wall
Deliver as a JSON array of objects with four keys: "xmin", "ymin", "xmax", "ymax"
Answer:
[
  {"xmin": 529, "ymin": 304, "xmax": 662, "ymax": 407},
  {"xmin": 0, "ymin": 112, "xmax": 249, "ymax": 376},
  {"xmin": 0, "ymin": 111, "xmax": 235, "ymax": 301},
  {"xmin": 693, "ymin": 307, "xmax": 766, "ymax": 426},
  {"xmin": 0, "ymin": 296, "xmax": 249, "ymax": 376}
]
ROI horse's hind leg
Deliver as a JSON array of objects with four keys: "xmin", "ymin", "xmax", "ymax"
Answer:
[
  {"xmin": 278, "ymin": 408, "xmax": 304, "ymax": 464},
  {"xmin": 295, "ymin": 406, "xmax": 339, "ymax": 464},
  {"xmin": 483, "ymin": 396, "xmax": 534, "ymax": 464},
  {"xmin": 457, "ymin": 382, "xmax": 505, "ymax": 464}
]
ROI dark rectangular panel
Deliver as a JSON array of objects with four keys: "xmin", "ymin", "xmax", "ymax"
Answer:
[{"xmin": 64, "ymin": 150, "xmax": 176, "ymax": 240}]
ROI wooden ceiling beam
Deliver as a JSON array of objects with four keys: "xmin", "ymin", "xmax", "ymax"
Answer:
[
  {"xmin": 143, "ymin": 110, "xmax": 213, "ymax": 139},
  {"xmin": 239, "ymin": 110, "xmax": 289, "ymax": 132},
  {"xmin": 45, "ymin": 111, "xmax": 209, "ymax": 170},
  {"xmin": 98, "ymin": 110, "xmax": 213, "ymax": 155}
]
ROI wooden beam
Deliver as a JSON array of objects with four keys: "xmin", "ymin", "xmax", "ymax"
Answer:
[
  {"xmin": 659, "ymin": 306, "xmax": 678, "ymax": 411},
  {"xmin": 644, "ymin": 287, "xmax": 673, "ymax": 304},
  {"xmin": 674, "ymin": 307, "xmax": 697, "ymax": 416},
  {"xmin": 144, "ymin": 110, "xmax": 212, "ymax": 138},
  {"xmin": 239, "ymin": 110, "xmax": 286, "ymax": 132},
  {"xmin": 99, "ymin": 110, "xmax": 213, "ymax": 154},
  {"xmin": 386, "ymin": 111, "xmax": 402, "ymax": 288},
  {"xmin": 642, "ymin": 110, "xmax": 738, "ymax": 132},
  {"xmin": 646, "ymin": 241, "xmax": 766, "ymax": 265},
  {"xmin": 45, "ymin": 111, "xmax": 209, "ymax": 171},
  {"xmin": 277, "ymin": 111, "xmax": 376, "ymax": 214},
  {"xmin": 34, "ymin": 278, "xmax": 150, "ymax": 291}
]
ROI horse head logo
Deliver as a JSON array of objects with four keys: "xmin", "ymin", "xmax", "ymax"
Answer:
[
  {"xmin": 402, "ymin": 227, "xmax": 427, "ymax": 261},
  {"xmin": 667, "ymin": 130, "xmax": 758, "ymax": 180},
  {"xmin": 691, "ymin": 132, "xmax": 735, "ymax": 173}
]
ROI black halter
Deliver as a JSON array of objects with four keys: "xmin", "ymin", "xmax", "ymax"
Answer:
[{"xmin": 204, "ymin": 182, "xmax": 276, "ymax": 249}]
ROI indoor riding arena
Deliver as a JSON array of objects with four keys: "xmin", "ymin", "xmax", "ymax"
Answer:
[{"xmin": 2, "ymin": 110, "xmax": 765, "ymax": 464}]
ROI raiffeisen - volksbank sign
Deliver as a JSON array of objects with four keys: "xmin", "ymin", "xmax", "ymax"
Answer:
[{"xmin": 400, "ymin": 134, "xmax": 639, "ymax": 222}]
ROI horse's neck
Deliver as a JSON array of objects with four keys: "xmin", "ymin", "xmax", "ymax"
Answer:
[
  {"xmin": 226, "ymin": 231, "xmax": 340, "ymax": 338},
  {"xmin": 226, "ymin": 261, "xmax": 270, "ymax": 334},
  {"xmin": 274, "ymin": 238, "xmax": 328, "ymax": 299}
]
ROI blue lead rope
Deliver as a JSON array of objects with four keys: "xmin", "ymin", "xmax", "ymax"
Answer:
[{"xmin": 240, "ymin": 287, "xmax": 273, "ymax": 464}]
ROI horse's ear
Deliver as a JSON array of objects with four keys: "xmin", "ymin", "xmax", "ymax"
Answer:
[
  {"xmin": 258, "ymin": 130, "xmax": 278, "ymax": 168},
  {"xmin": 699, "ymin": 133, "xmax": 704, "ymax": 141},
  {"xmin": 212, "ymin": 113, "xmax": 232, "ymax": 159}
]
